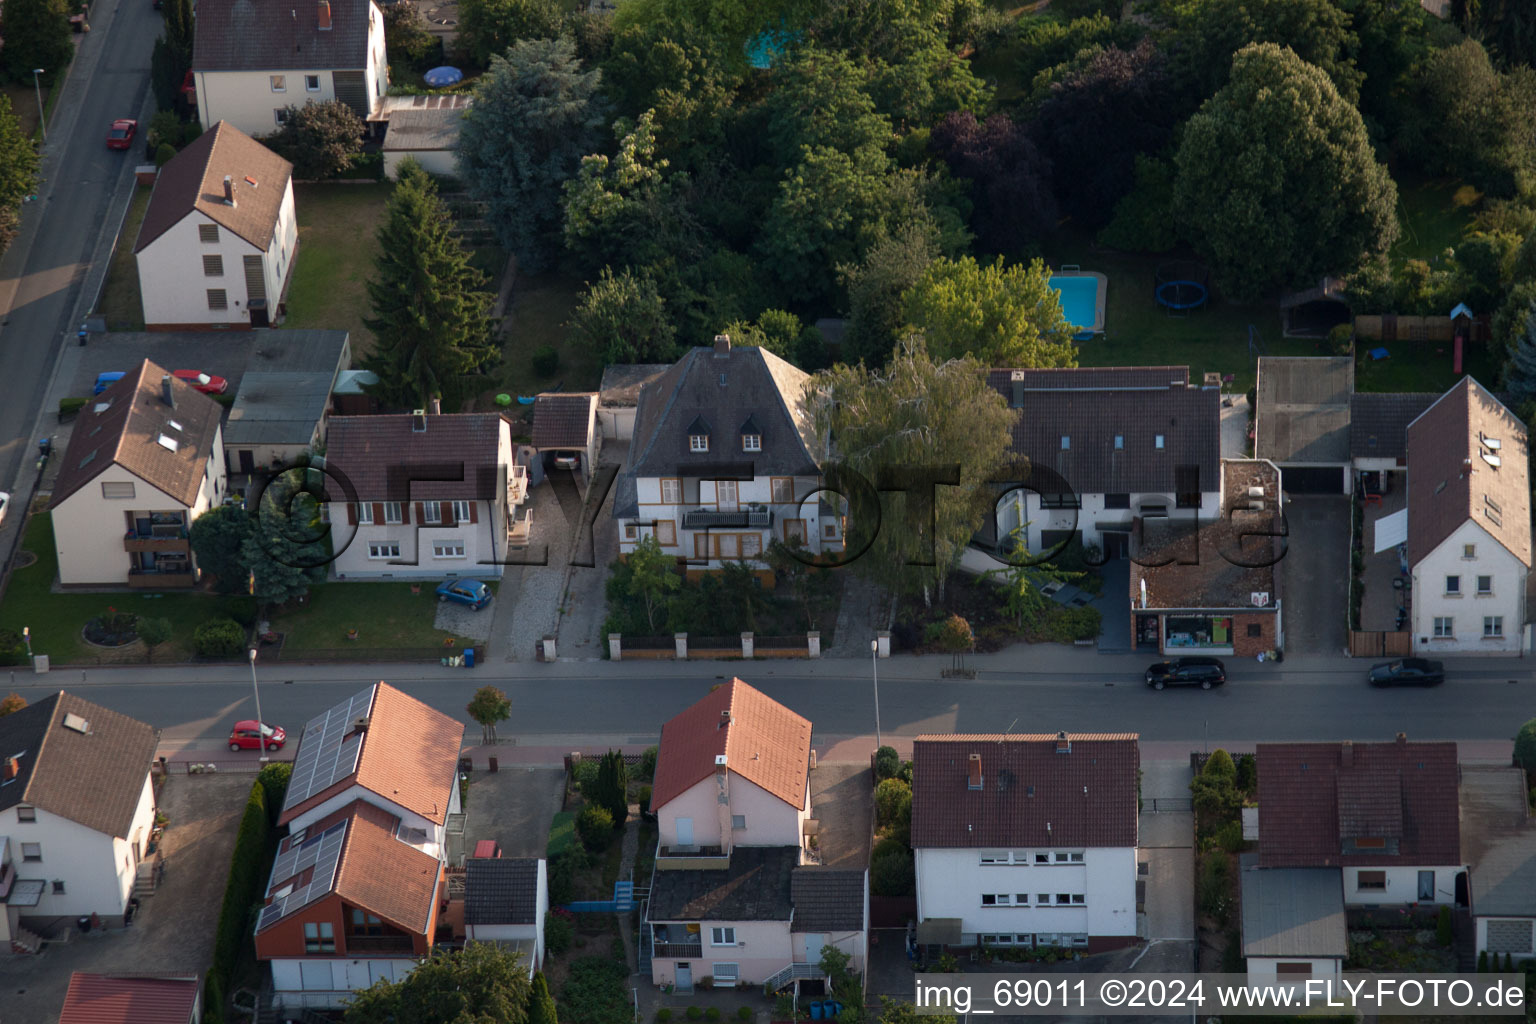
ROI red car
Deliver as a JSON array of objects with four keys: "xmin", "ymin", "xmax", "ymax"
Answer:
[
  {"xmin": 106, "ymin": 119, "xmax": 137, "ymax": 150},
  {"xmin": 173, "ymin": 369, "xmax": 228, "ymax": 394},
  {"xmin": 228, "ymin": 720, "xmax": 285, "ymax": 752}
]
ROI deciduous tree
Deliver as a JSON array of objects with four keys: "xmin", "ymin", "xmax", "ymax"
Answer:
[
  {"xmin": 1173, "ymin": 43, "xmax": 1398, "ymax": 301},
  {"xmin": 362, "ymin": 160, "xmax": 496, "ymax": 409},
  {"xmin": 264, "ymin": 100, "xmax": 365, "ymax": 180},
  {"xmin": 344, "ymin": 942, "xmax": 531, "ymax": 1024},
  {"xmin": 1401, "ymin": 39, "xmax": 1536, "ymax": 199},
  {"xmin": 467, "ymin": 685, "xmax": 512, "ymax": 744},
  {"xmin": 1165, "ymin": 0, "xmax": 1362, "ymax": 108},
  {"xmin": 190, "ymin": 504, "xmax": 257, "ymax": 594},
  {"xmin": 457, "ymin": 37, "xmax": 604, "ymax": 271},
  {"xmin": 457, "ymin": 0, "xmax": 564, "ymax": 69},
  {"xmin": 1, "ymin": 0, "xmax": 73, "ymax": 86},
  {"xmin": 384, "ymin": 1, "xmax": 438, "ymax": 69},
  {"xmin": 568, "ymin": 266, "xmax": 678, "ymax": 364},
  {"xmin": 901, "ymin": 255, "xmax": 1076, "ymax": 367},
  {"xmin": 624, "ymin": 535, "xmax": 681, "ymax": 633},
  {"xmin": 151, "ymin": 0, "xmax": 196, "ymax": 116},
  {"xmin": 0, "ymin": 693, "xmax": 26, "ymax": 716},
  {"xmin": 0, "ymin": 95, "xmax": 39, "ymax": 256},
  {"xmin": 929, "ymin": 112, "xmax": 1054, "ymax": 254},
  {"xmin": 839, "ymin": 217, "xmax": 939, "ymax": 368}
]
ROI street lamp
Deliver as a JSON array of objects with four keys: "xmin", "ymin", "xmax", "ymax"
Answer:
[
  {"xmin": 870, "ymin": 638, "xmax": 881, "ymax": 749},
  {"xmin": 31, "ymin": 70, "xmax": 45, "ymax": 142},
  {"xmin": 22, "ymin": 627, "xmax": 32, "ymax": 660},
  {"xmin": 248, "ymin": 648, "xmax": 269, "ymax": 762}
]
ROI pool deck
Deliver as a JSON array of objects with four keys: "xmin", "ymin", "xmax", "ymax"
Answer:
[{"xmin": 1050, "ymin": 267, "xmax": 1108, "ymax": 335}]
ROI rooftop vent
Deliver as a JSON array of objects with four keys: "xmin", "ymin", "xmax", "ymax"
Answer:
[
  {"xmin": 715, "ymin": 754, "xmax": 728, "ymax": 769},
  {"xmin": 411, "ymin": 409, "xmax": 427, "ymax": 433},
  {"xmin": 1396, "ymin": 732, "xmax": 1407, "ymax": 744},
  {"xmin": 719, "ymin": 710, "xmax": 732, "ymax": 727},
  {"xmin": 429, "ymin": 397, "xmax": 441, "ymax": 415},
  {"xmin": 1055, "ymin": 731, "xmax": 1071, "ymax": 755},
  {"xmin": 2, "ymin": 756, "xmax": 19, "ymax": 780},
  {"xmin": 62, "ymin": 713, "xmax": 90, "ymax": 734},
  {"xmin": 713, "ymin": 334, "xmax": 731, "ymax": 356},
  {"xmin": 967, "ymin": 753, "xmax": 982, "ymax": 790}
]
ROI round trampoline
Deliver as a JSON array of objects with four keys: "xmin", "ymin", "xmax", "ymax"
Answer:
[{"xmin": 1156, "ymin": 261, "xmax": 1210, "ymax": 312}]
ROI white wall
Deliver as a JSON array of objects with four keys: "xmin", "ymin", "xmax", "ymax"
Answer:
[
  {"xmin": 384, "ymin": 148, "xmax": 458, "ymax": 179},
  {"xmin": 328, "ymin": 501, "xmax": 503, "ymax": 580},
  {"xmin": 1412, "ymin": 520, "xmax": 1526, "ymax": 655},
  {"xmin": 914, "ymin": 846, "xmax": 1138, "ymax": 941},
  {"xmin": 996, "ymin": 489, "xmax": 1220, "ymax": 553},
  {"xmin": 1340, "ymin": 864, "xmax": 1461, "ymax": 906},
  {"xmin": 657, "ymin": 771, "xmax": 806, "ymax": 852},
  {"xmin": 1245, "ymin": 957, "xmax": 1342, "ymax": 983},
  {"xmin": 271, "ymin": 956, "xmax": 418, "ymax": 1008},
  {"xmin": 138, "ymin": 196, "xmax": 294, "ymax": 329},
  {"xmin": 53, "ymin": 457, "xmax": 221, "ymax": 586},
  {"xmin": 618, "ymin": 473, "xmax": 840, "ymax": 569},
  {"xmin": 649, "ymin": 919, "xmax": 793, "ymax": 987}
]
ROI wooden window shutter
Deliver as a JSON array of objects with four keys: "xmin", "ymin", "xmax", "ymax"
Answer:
[
  {"xmin": 415, "ymin": 502, "xmax": 425, "ymax": 524},
  {"xmin": 469, "ymin": 502, "xmax": 479, "ymax": 524},
  {"xmin": 441, "ymin": 501, "xmax": 451, "ymax": 525},
  {"xmin": 372, "ymin": 503, "xmax": 385, "ymax": 525},
  {"xmin": 401, "ymin": 502, "xmax": 411, "ymax": 524},
  {"xmin": 347, "ymin": 502, "xmax": 357, "ymax": 526}
]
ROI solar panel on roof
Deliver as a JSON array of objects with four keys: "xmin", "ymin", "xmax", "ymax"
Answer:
[
  {"xmin": 284, "ymin": 686, "xmax": 376, "ymax": 808},
  {"xmin": 258, "ymin": 821, "xmax": 347, "ymax": 931}
]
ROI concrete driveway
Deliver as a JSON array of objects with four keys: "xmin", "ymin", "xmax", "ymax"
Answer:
[
  {"xmin": 1278, "ymin": 496, "xmax": 1350, "ymax": 655},
  {"xmin": 460, "ymin": 765, "xmax": 566, "ymax": 860},
  {"xmin": 0, "ymin": 772, "xmax": 249, "ymax": 1024},
  {"xmin": 66, "ymin": 330, "xmax": 348, "ymax": 402},
  {"xmin": 808, "ymin": 762, "xmax": 873, "ymax": 869}
]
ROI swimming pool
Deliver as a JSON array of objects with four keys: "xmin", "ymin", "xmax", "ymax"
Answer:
[{"xmin": 1049, "ymin": 271, "xmax": 1107, "ymax": 338}]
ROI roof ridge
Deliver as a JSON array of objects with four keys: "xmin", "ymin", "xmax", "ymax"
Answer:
[
  {"xmin": 18, "ymin": 692, "xmax": 67, "ymax": 804},
  {"xmin": 195, "ymin": 122, "xmax": 226, "ymax": 212}
]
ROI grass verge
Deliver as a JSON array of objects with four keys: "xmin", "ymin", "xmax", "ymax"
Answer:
[
  {"xmin": 548, "ymin": 811, "xmax": 577, "ymax": 857},
  {"xmin": 281, "ymin": 183, "xmax": 390, "ymax": 358},
  {"xmin": 94, "ymin": 185, "xmax": 153, "ymax": 330},
  {"xmin": 270, "ymin": 580, "xmax": 479, "ymax": 650}
]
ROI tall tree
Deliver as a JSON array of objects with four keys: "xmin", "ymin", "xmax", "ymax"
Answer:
[
  {"xmin": 526, "ymin": 972, "xmax": 558, "ymax": 1024},
  {"xmin": 568, "ymin": 266, "xmax": 679, "ymax": 364},
  {"xmin": 1165, "ymin": 0, "xmax": 1362, "ymax": 108},
  {"xmin": 151, "ymin": 0, "xmax": 196, "ymax": 113},
  {"xmin": 594, "ymin": 750, "xmax": 629, "ymax": 828},
  {"xmin": 383, "ymin": 1, "xmax": 438, "ymax": 69},
  {"xmin": 363, "ymin": 160, "xmax": 496, "ymax": 409},
  {"xmin": 929, "ymin": 112, "xmax": 1055, "ymax": 254},
  {"xmin": 241, "ymin": 469, "xmax": 329, "ymax": 606},
  {"xmin": 759, "ymin": 48, "xmax": 892, "ymax": 169},
  {"xmin": 264, "ymin": 101, "xmax": 365, "ymax": 180},
  {"xmin": 466, "ymin": 685, "xmax": 512, "ymax": 744},
  {"xmin": 457, "ymin": 37, "xmax": 604, "ymax": 271},
  {"xmin": 839, "ymin": 217, "xmax": 939, "ymax": 368},
  {"xmin": 1459, "ymin": 0, "xmax": 1536, "ymax": 69},
  {"xmin": 456, "ymin": 0, "xmax": 564, "ymax": 68},
  {"xmin": 1402, "ymin": 39, "xmax": 1536, "ymax": 199},
  {"xmin": 623, "ymin": 535, "xmax": 681, "ymax": 633},
  {"xmin": 901, "ymin": 255, "xmax": 1076, "ymax": 367},
  {"xmin": 1504, "ymin": 304, "xmax": 1536, "ymax": 410},
  {"xmin": 1, "ymin": 0, "xmax": 73, "ymax": 85},
  {"xmin": 345, "ymin": 943, "xmax": 531, "ymax": 1024},
  {"xmin": 190, "ymin": 503, "xmax": 257, "ymax": 594},
  {"xmin": 808, "ymin": 336, "xmax": 1014, "ymax": 610},
  {"xmin": 1174, "ymin": 43, "xmax": 1398, "ymax": 301},
  {"xmin": 0, "ymin": 95, "xmax": 39, "ymax": 256},
  {"xmin": 719, "ymin": 309, "xmax": 806, "ymax": 361}
]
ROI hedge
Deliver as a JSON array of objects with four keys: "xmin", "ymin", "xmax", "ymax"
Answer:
[{"xmin": 209, "ymin": 781, "xmax": 272, "ymax": 1005}]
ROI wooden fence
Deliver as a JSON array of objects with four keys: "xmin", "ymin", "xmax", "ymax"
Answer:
[
  {"xmin": 1348, "ymin": 630, "xmax": 1411, "ymax": 658},
  {"xmin": 1354, "ymin": 314, "xmax": 1490, "ymax": 343}
]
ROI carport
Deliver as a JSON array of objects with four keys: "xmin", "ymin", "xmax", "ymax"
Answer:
[
  {"xmin": 524, "ymin": 393, "xmax": 598, "ymax": 489},
  {"xmin": 1254, "ymin": 356, "xmax": 1353, "ymax": 494}
]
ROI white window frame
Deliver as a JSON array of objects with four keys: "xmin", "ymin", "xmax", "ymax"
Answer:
[
  {"xmin": 1445, "ymin": 575, "xmax": 1460, "ymax": 595},
  {"xmin": 742, "ymin": 434, "xmax": 761, "ymax": 452},
  {"xmin": 433, "ymin": 539, "xmax": 466, "ymax": 559},
  {"xmin": 358, "ymin": 502, "xmax": 374, "ymax": 525},
  {"xmin": 368, "ymin": 541, "xmax": 400, "ymax": 560},
  {"xmin": 452, "ymin": 500, "xmax": 472, "ymax": 523},
  {"xmin": 17, "ymin": 806, "xmax": 36, "ymax": 822},
  {"xmin": 660, "ymin": 478, "xmax": 682, "ymax": 504},
  {"xmin": 981, "ymin": 894, "xmax": 1011, "ymax": 907},
  {"xmin": 1485, "ymin": 616, "xmax": 1504, "ymax": 638},
  {"xmin": 690, "ymin": 435, "xmax": 709, "ymax": 452},
  {"xmin": 274, "ymin": 108, "xmax": 288, "ymax": 126},
  {"xmin": 101, "ymin": 481, "xmax": 136, "ymax": 499},
  {"xmin": 20, "ymin": 842, "xmax": 41, "ymax": 861},
  {"xmin": 1433, "ymin": 617, "xmax": 1454, "ymax": 638},
  {"xmin": 305, "ymin": 74, "xmax": 321, "ymax": 91},
  {"xmin": 710, "ymin": 927, "xmax": 736, "ymax": 946},
  {"xmin": 712, "ymin": 963, "xmax": 740, "ymax": 982},
  {"xmin": 424, "ymin": 502, "xmax": 442, "ymax": 525},
  {"xmin": 731, "ymin": 814, "xmax": 746, "ymax": 830},
  {"xmin": 1478, "ymin": 575, "xmax": 1493, "ymax": 595},
  {"xmin": 383, "ymin": 501, "xmax": 402, "ymax": 525}
]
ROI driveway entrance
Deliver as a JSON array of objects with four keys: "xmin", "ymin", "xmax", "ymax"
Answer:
[{"xmin": 1279, "ymin": 496, "xmax": 1350, "ymax": 655}]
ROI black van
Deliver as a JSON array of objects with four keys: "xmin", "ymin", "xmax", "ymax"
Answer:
[{"xmin": 1145, "ymin": 657, "xmax": 1226, "ymax": 690}]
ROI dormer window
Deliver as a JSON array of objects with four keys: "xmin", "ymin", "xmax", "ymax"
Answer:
[
  {"xmin": 743, "ymin": 434, "xmax": 761, "ymax": 452},
  {"xmin": 690, "ymin": 435, "xmax": 709, "ymax": 452}
]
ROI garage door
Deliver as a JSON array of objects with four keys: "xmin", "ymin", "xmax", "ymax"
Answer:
[
  {"xmin": 1282, "ymin": 466, "xmax": 1346, "ymax": 494},
  {"xmin": 1487, "ymin": 919, "xmax": 1533, "ymax": 954}
]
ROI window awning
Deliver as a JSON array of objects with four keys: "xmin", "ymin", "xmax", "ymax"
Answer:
[{"xmin": 1373, "ymin": 508, "xmax": 1408, "ymax": 553}]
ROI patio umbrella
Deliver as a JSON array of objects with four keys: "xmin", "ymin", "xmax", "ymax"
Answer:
[{"xmin": 423, "ymin": 66, "xmax": 463, "ymax": 87}]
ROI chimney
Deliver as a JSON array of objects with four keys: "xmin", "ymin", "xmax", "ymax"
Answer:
[
  {"xmin": 317, "ymin": 0, "xmax": 332, "ymax": 29},
  {"xmin": 1396, "ymin": 732, "xmax": 1407, "ymax": 745},
  {"xmin": 3, "ymin": 756, "xmax": 17, "ymax": 780},
  {"xmin": 411, "ymin": 408, "xmax": 427, "ymax": 433},
  {"xmin": 161, "ymin": 374, "xmax": 176, "ymax": 408},
  {"xmin": 429, "ymin": 396, "xmax": 441, "ymax": 415},
  {"xmin": 353, "ymin": 716, "xmax": 370, "ymax": 734},
  {"xmin": 1340, "ymin": 741, "xmax": 1353, "ymax": 768},
  {"xmin": 719, "ymin": 709, "xmax": 732, "ymax": 729},
  {"xmin": 1056, "ymin": 731, "xmax": 1071, "ymax": 755},
  {"xmin": 967, "ymin": 753, "xmax": 982, "ymax": 790},
  {"xmin": 713, "ymin": 334, "xmax": 731, "ymax": 356},
  {"xmin": 223, "ymin": 175, "xmax": 234, "ymax": 205},
  {"xmin": 1011, "ymin": 380, "xmax": 1024, "ymax": 408}
]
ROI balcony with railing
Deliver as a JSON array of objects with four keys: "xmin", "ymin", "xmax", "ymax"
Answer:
[
  {"xmin": 656, "ymin": 844, "xmax": 729, "ymax": 871},
  {"xmin": 509, "ymin": 465, "xmax": 528, "ymax": 506},
  {"xmin": 651, "ymin": 923, "xmax": 703, "ymax": 958},
  {"xmin": 346, "ymin": 934, "xmax": 415, "ymax": 954},
  {"xmin": 124, "ymin": 512, "xmax": 190, "ymax": 552},
  {"xmin": 681, "ymin": 507, "xmax": 773, "ymax": 530}
]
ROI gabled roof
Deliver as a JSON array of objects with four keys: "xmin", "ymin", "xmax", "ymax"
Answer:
[
  {"xmin": 465, "ymin": 857, "xmax": 541, "ymax": 925},
  {"xmin": 334, "ymin": 800, "xmax": 442, "ymax": 933},
  {"xmin": 910, "ymin": 734, "xmax": 1140, "ymax": 849},
  {"xmin": 322, "ymin": 412, "xmax": 509, "ymax": 501},
  {"xmin": 194, "ymin": 0, "xmax": 376, "ymax": 72},
  {"xmin": 1255, "ymin": 356, "xmax": 1354, "ymax": 464},
  {"xmin": 984, "ymin": 367, "xmax": 1220, "ymax": 496},
  {"xmin": 49, "ymin": 360, "xmax": 223, "ymax": 510},
  {"xmin": 648, "ymin": 845, "xmax": 798, "ymax": 922},
  {"xmin": 1350, "ymin": 393, "xmax": 1439, "ymax": 461},
  {"xmin": 135, "ymin": 122, "xmax": 294, "ymax": 253},
  {"xmin": 0, "ymin": 692, "xmax": 159, "ymax": 838},
  {"xmin": 279, "ymin": 682, "xmax": 463, "ymax": 827},
  {"xmin": 60, "ymin": 973, "xmax": 201, "ymax": 1024},
  {"xmin": 1238, "ymin": 855, "xmax": 1346, "ymax": 958},
  {"xmin": 1406, "ymin": 377, "xmax": 1531, "ymax": 567},
  {"xmin": 790, "ymin": 868, "xmax": 865, "ymax": 932},
  {"xmin": 530, "ymin": 393, "xmax": 596, "ymax": 449},
  {"xmin": 651, "ymin": 679, "xmax": 812, "ymax": 812},
  {"xmin": 1256, "ymin": 738, "xmax": 1460, "ymax": 868}
]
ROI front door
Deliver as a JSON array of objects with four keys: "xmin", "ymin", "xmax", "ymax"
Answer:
[
  {"xmin": 804, "ymin": 933, "xmax": 826, "ymax": 968},
  {"xmin": 676, "ymin": 964, "xmax": 693, "ymax": 994},
  {"xmin": 1102, "ymin": 531, "xmax": 1129, "ymax": 559},
  {"xmin": 675, "ymin": 817, "xmax": 694, "ymax": 847},
  {"xmin": 239, "ymin": 450, "xmax": 255, "ymax": 474}
]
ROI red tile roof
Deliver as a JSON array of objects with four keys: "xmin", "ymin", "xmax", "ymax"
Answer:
[
  {"xmin": 651, "ymin": 679, "xmax": 812, "ymax": 812},
  {"xmin": 1256, "ymin": 739, "xmax": 1460, "ymax": 868},
  {"xmin": 59, "ymin": 973, "xmax": 200, "ymax": 1024},
  {"xmin": 911, "ymin": 734, "xmax": 1140, "ymax": 849},
  {"xmin": 336, "ymin": 800, "xmax": 442, "ymax": 933},
  {"xmin": 322, "ymin": 412, "xmax": 511, "ymax": 501}
]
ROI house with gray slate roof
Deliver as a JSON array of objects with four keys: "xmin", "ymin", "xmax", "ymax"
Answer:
[
  {"xmin": 463, "ymin": 857, "xmax": 547, "ymax": 975},
  {"xmin": 614, "ymin": 337, "xmax": 841, "ymax": 579},
  {"xmin": 1238, "ymin": 854, "xmax": 1346, "ymax": 984}
]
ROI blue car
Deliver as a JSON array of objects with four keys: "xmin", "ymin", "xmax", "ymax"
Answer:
[
  {"xmin": 93, "ymin": 371, "xmax": 126, "ymax": 395},
  {"xmin": 437, "ymin": 579, "xmax": 492, "ymax": 610}
]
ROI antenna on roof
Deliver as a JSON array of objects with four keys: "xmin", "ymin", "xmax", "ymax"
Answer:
[{"xmin": 998, "ymin": 718, "xmax": 1018, "ymax": 743}]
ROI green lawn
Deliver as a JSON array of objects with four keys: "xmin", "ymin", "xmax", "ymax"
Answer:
[
  {"xmin": 469, "ymin": 272, "xmax": 599, "ymax": 422},
  {"xmin": 547, "ymin": 811, "xmax": 577, "ymax": 857},
  {"xmin": 1391, "ymin": 176, "xmax": 1480, "ymax": 270},
  {"xmin": 1354, "ymin": 339, "xmax": 1499, "ymax": 394},
  {"xmin": 94, "ymin": 185, "xmax": 153, "ymax": 330},
  {"xmin": 0, "ymin": 514, "xmax": 252, "ymax": 665},
  {"xmin": 282, "ymin": 183, "xmax": 391, "ymax": 358},
  {"xmin": 270, "ymin": 580, "xmax": 482, "ymax": 651}
]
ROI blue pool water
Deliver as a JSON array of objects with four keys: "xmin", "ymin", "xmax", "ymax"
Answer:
[{"xmin": 1050, "ymin": 275, "xmax": 1102, "ymax": 335}]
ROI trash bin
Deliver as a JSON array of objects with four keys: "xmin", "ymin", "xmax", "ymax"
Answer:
[
  {"xmin": 809, "ymin": 1002, "xmax": 824, "ymax": 1020},
  {"xmin": 464, "ymin": 647, "xmax": 474, "ymax": 668},
  {"xmin": 77, "ymin": 916, "xmax": 91, "ymax": 933}
]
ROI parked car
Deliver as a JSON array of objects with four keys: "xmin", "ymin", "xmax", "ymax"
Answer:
[
  {"xmin": 172, "ymin": 369, "xmax": 228, "ymax": 394},
  {"xmin": 437, "ymin": 578, "xmax": 492, "ymax": 610},
  {"xmin": 106, "ymin": 119, "xmax": 137, "ymax": 150},
  {"xmin": 93, "ymin": 371, "xmax": 126, "ymax": 394},
  {"xmin": 228, "ymin": 720, "xmax": 286, "ymax": 751},
  {"xmin": 0, "ymin": 491, "xmax": 9, "ymax": 527},
  {"xmin": 553, "ymin": 452, "xmax": 581, "ymax": 470},
  {"xmin": 1145, "ymin": 656, "xmax": 1226, "ymax": 690},
  {"xmin": 1368, "ymin": 658, "xmax": 1445, "ymax": 687}
]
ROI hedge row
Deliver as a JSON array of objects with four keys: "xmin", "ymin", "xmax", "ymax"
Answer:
[{"xmin": 207, "ymin": 780, "xmax": 272, "ymax": 1024}]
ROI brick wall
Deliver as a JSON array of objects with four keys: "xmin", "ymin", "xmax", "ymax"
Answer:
[{"xmin": 1232, "ymin": 611, "xmax": 1278, "ymax": 657}]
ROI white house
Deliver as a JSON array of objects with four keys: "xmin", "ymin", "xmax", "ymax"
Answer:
[
  {"xmin": 255, "ymin": 682, "xmax": 465, "ymax": 1012},
  {"xmin": 464, "ymin": 857, "xmax": 548, "ymax": 975},
  {"xmin": 381, "ymin": 95, "xmax": 471, "ymax": 179},
  {"xmin": 192, "ymin": 0, "xmax": 389, "ymax": 137},
  {"xmin": 1396, "ymin": 377, "xmax": 1531, "ymax": 656},
  {"xmin": 615, "ymin": 336, "xmax": 842, "ymax": 580},
  {"xmin": 134, "ymin": 123, "xmax": 298, "ymax": 331},
  {"xmin": 47, "ymin": 361, "xmax": 228, "ymax": 588},
  {"xmin": 323, "ymin": 406, "xmax": 528, "ymax": 580},
  {"xmin": 1255, "ymin": 737, "xmax": 1464, "ymax": 908},
  {"xmin": 1238, "ymin": 855, "xmax": 1346, "ymax": 985},
  {"xmin": 645, "ymin": 679, "xmax": 867, "ymax": 992},
  {"xmin": 0, "ymin": 693, "xmax": 160, "ymax": 955},
  {"xmin": 984, "ymin": 367, "xmax": 1221, "ymax": 559},
  {"xmin": 910, "ymin": 733, "xmax": 1141, "ymax": 955}
]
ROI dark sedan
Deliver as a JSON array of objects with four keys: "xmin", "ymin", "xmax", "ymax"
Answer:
[
  {"xmin": 1368, "ymin": 658, "xmax": 1445, "ymax": 687},
  {"xmin": 1145, "ymin": 656, "xmax": 1226, "ymax": 690}
]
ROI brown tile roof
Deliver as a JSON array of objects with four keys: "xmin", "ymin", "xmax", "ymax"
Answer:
[
  {"xmin": 1350, "ymin": 393, "xmax": 1439, "ymax": 462},
  {"xmin": 910, "ymin": 734, "xmax": 1140, "ymax": 849},
  {"xmin": 1255, "ymin": 356, "xmax": 1354, "ymax": 464},
  {"xmin": 984, "ymin": 367, "xmax": 1220, "ymax": 496},
  {"xmin": 322, "ymin": 412, "xmax": 510, "ymax": 501},
  {"xmin": 530, "ymin": 393, "xmax": 596, "ymax": 449},
  {"xmin": 651, "ymin": 679, "xmax": 812, "ymax": 812},
  {"xmin": 1256, "ymin": 738, "xmax": 1461, "ymax": 868},
  {"xmin": 280, "ymin": 682, "xmax": 464, "ymax": 826},
  {"xmin": 194, "ymin": 0, "xmax": 375, "ymax": 72},
  {"xmin": 1406, "ymin": 377, "xmax": 1531, "ymax": 567},
  {"xmin": 335, "ymin": 800, "xmax": 442, "ymax": 933},
  {"xmin": 0, "ymin": 692, "xmax": 159, "ymax": 838},
  {"xmin": 49, "ymin": 360, "xmax": 223, "ymax": 510},
  {"xmin": 60, "ymin": 973, "xmax": 201, "ymax": 1024},
  {"xmin": 134, "ymin": 122, "xmax": 294, "ymax": 253}
]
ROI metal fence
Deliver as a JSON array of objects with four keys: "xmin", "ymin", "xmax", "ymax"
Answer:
[
  {"xmin": 690, "ymin": 636, "xmax": 740, "ymax": 650},
  {"xmin": 757, "ymin": 634, "xmax": 808, "ymax": 650},
  {"xmin": 272, "ymin": 642, "xmax": 490, "ymax": 663},
  {"xmin": 621, "ymin": 636, "xmax": 674, "ymax": 651}
]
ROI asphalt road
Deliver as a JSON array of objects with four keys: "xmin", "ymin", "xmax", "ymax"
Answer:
[
  {"xmin": 4, "ymin": 654, "xmax": 1531, "ymax": 756},
  {"xmin": 0, "ymin": 0, "xmax": 158, "ymax": 491}
]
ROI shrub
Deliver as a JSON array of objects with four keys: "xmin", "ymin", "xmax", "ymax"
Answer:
[
  {"xmin": 1326, "ymin": 323, "xmax": 1353, "ymax": 356},
  {"xmin": 210, "ymin": 782, "xmax": 271, "ymax": 1000},
  {"xmin": 562, "ymin": 956, "xmax": 631, "ymax": 1024},
  {"xmin": 576, "ymin": 805, "xmax": 615, "ymax": 851},
  {"xmin": 0, "ymin": 692, "xmax": 25, "ymax": 715},
  {"xmin": 687, "ymin": 1009, "xmax": 703, "ymax": 1021},
  {"xmin": 0, "ymin": 633, "xmax": 27, "ymax": 668},
  {"xmin": 1197, "ymin": 854, "xmax": 1230, "ymax": 926},
  {"xmin": 1437, "ymin": 905, "xmax": 1453, "ymax": 947},
  {"xmin": 1213, "ymin": 820, "xmax": 1244, "ymax": 854},
  {"xmin": 1479, "ymin": 950, "xmax": 1489, "ymax": 972},
  {"xmin": 227, "ymin": 601, "xmax": 259, "ymax": 629},
  {"xmin": 193, "ymin": 618, "xmax": 247, "ymax": 658},
  {"xmin": 706, "ymin": 1010, "xmax": 721, "ymax": 1022},
  {"xmin": 871, "ymin": 845, "xmax": 916, "ymax": 897},
  {"xmin": 737, "ymin": 1008, "xmax": 753, "ymax": 1021},
  {"xmin": 1515, "ymin": 719, "xmax": 1536, "ymax": 778},
  {"xmin": 638, "ymin": 785, "xmax": 652, "ymax": 815},
  {"xmin": 875, "ymin": 778, "xmax": 912, "ymax": 831},
  {"xmin": 874, "ymin": 745, "xmax": 900, "ymax": 780},
  {"xmin": 657, "ymin": 1011, "xmax": 673, "ymax": 1023},
  {"xmin": 548, "ymin": 849, "xmax": 582, "ymax": 904},
  {"xmin": 1235, "ymin": 754, "xmax": 1256, "ymax": 794},
  {"xmin": 256, "ymin": 762, "xmax": 293, "ymax": 823},
  {"xmin": 545, "ymin": 910, "xmax": 575, "ymax": 956},
  {"xmin": 155, "ymin": 142, "xmax": 177, "ymax": 167},
  {"xmin": 532, "ymin": 344, "xmax": 560, "ymax": 376},
  {"xmin": 1203, "ymin": 749, "xmax": 1237, "ymax": 780},
  {"xmin": 640, "ymin": 745, "xmax": 658, "ymax": 780},
  {"xmin": 58, "ymin": 396, "xmax": 87, "ymax": 418},
  {"xmin": 573, "ymin": 758, "xmax": 600, "ymax": 791}
]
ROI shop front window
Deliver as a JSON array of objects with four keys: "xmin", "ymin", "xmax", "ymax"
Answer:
[{"xmin": 1163, "ymin": 616, "xmax": 1234, "ymax": 650}]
